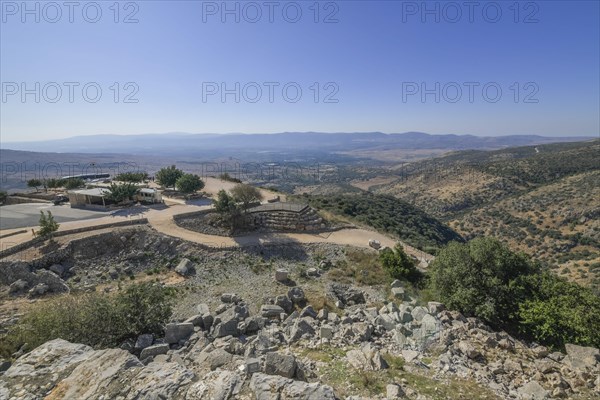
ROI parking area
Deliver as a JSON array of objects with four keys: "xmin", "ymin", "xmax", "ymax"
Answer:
[{"xmin": 0, "ymin": 203, "xmax": 110, "ymax": 230}]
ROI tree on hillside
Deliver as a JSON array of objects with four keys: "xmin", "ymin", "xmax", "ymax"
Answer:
[
  {"xmin": 176, "ymin": 174, "xmax": 205, "ymax": 195},
  {"xmin": 27, "ymin": 179, "xmax": 43, "ymax": 192},
  {"xmin": 115, "ymin": 172, "xmax": 148, "ymax": 183},
  {"xmin": 231, "ymin": 183, "xmax": 263, "ymax": 212},
  {"xmin": 38, "ymin": 211, "xmax": 59, "ymax": 237},
  {"xmin": 0, "ymin": 191, "xmax": 7, "ymax": 204},
  {"xmin": 430, "ymin": 237, "xmax": 536, "ymax": 327},
  {"xmin": 213, "ymin": 189, "xmax": 242, "ymax": 232},
  {"xmin": 517, "ymin": 272, "xmax": 600, "ymax": 348},
  {"xmin": 379, "ymin": 244, "xmax": 421, "ymax": 283},
  {"xmin": 156, "ymin": 166, "xmax": 183, "ymax": 189},
  {"xmin": 108, "ymin": 183, "xmax": 138, "ymax": 203},
  {"xmin": 214, "ymin": 190, "xmax": 236, "ymax": 214}
]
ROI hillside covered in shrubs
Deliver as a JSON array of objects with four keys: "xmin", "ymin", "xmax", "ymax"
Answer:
[{"xmin": 303, "ymin": 192, "xmax": 463, "ymax": 253}]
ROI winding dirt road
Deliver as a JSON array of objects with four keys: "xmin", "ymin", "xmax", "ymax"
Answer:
[{"xmin": 0, "ymin": 178, "xmax": 433, "ymax": 264}]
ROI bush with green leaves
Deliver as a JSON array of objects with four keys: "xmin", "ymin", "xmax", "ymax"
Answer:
[
  {"xmin": 115, "ymin": 172, "xmax": 148, "ymax": 183},
  {"xmin": 38, "ymin": 210, "xmax": 59, "ymax": 237},
  {"xmin": 231, "ymin": 183, "xmax": 263, "ymax": 211},
  {"xmin": 379, "ymin": 244, "xmax": 421, "ymax": 283},
  {"xmin": 517, "ymin": 272, "xmax": 600, "ymax": 348},
  {"xmin": 156, "ymin": 165, "xmax": 184, "ymax": 188},
  {"xmin": 108, "ymin": 182, "xmax": 138, "ymax": 203},
  {"xmin": 430, "ymin": 237, "xmax": 536, "ymax": 327},
  {"xmin": 176, "ymin": 173, "xmax": 205, "ymax": 195},
  {"xmin": 430, "ymin": 236, "xmax": 600, "ymax": 349},
  {"xmin": 45, "ymin": 178, "xmax": 61, "ymax": 189},
  {"xmin": 0, "ymin": 283, "xmax": 174, "ymax": 358},
  {"xmin": 27, "ymin": 178, "xmax": 43, "ymax": 192},
  {"xmin": 64, "ymin": 178, "xmax": 85, "ymax": 190},
  {"xmin": 214, "ymin": 189, "xmax": 237, "ymax": 214},
  {"xmin": 213, "ymin": 189, "xmax": 243, "ymax": 231}
]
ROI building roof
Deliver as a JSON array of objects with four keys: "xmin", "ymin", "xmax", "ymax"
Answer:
[
  {"xmin": 139, "ymin": 188, "xmax": 156, "ymax": 194},
  {"xmin": 69, "ymin": 188, "xmax": 111, "ymax": 197}
]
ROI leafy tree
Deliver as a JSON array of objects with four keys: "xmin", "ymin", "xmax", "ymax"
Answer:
[
  {"xmin": 213, "ymin": 189, "xmax": 243, "ymax": 232},
  {"xmin": 27, "ymin": 178, "xmax": 43, "ymax": 192},
  {"xmin": 156, "ymin": 165, "xmax": 183, "ymax": 189},
  {"xmin": 379, "ymin": 244, "xmax": 421, "ymax": 283},
  {"xmin": 64, "ymin": 178, "xmax": 85, "ymax": 190},
  {"xmin": 518, "ymin": 272, "xmax": 600, "ymax": 348},
  {"xmin": 108, "ymin": 183, "xmax": 138, "ymax": 203},
  {"xmin": 430, "ymin": 237, "xmax": 536, "ymax": 326},
  {"xmin": 38, "ymin": 211, "xmax": 59, "ymax": 237},
  {"xmin": 0, "ymin": 191, "xmax": 7, "ymax": 204},
  {"xmin": 175, "ymin": 173, "xmax": 205, "ymax": 195},
  {"xmin": 214, "ymin": 189, "xmax": 236, "ymax": 214},
  {"xmin": 231, "ymin": 183, "xmax": 263, "ymax": 211},
  {"xmin": 45, "ymin": 178, "xmax": 61, "ymax": 189},
  {"xmin": 115, "ymin": 172, "xmax": 148, "ymax": 183}
]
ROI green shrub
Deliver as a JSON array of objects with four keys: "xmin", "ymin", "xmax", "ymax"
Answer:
[
  {"xmin": 175, "ymin": 173, "xmax": 205, "ymax": 195},
  {"xmin": 1, "ymin": 283, "xmax": 174, "ymax": 358},
  {"xmin": 115, "ymin": 172, "xmax": 148, "ymax": 183},
  {"xmin": 38, "ymin": 210, "xmax": 59, "ymax": 237},
  {"xmin": 379, "ymin": 244, "xmax": 421, "ymax": 283},
  {"xmin": 518, "ymin": 272, "xmax": 600, "ymax": 348},
  {"xmin": 430, "ymin": 237, "xmax": 535, "ymax": 326},
  {"xmin": 431, "ymin": 236, "xmax": 600, "ymax": 349}
]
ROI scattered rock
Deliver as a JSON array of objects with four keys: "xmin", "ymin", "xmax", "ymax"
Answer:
[
  {"xmin": 518, "ymin": 380, "xmax": 549, "ymax": 400},
  {"xmin": 387, "ymin": 383, "xmax": 405, "ymax": 399},
  {"xmin": 220, "ymin": 293, "xmax": 240, "ymax": 304},
  {"xmin": 164, "ymin": 322, "xmax": 194, "ymax": 344},
  {"xmin": 175, "ymin": 258, "xmax": 194, "ymax": 276},
  {"xmin": 49, "ymin": 264, "xmax": 65, "ymax": 277},
  {"xmin": 28, "ymin": 283, "xmax": 49, "ymax": 297},
  {"xmin": 264, "ymin": 352, "xmax": 297, "ymax": 378},
  {"xmin": 347, "ymin": 343, "xmax": 388, "ymax": 371},
  {"xmin": 261, "ymin": 304, "xmax": 285, "ymax": 318},
  {"xmin": 275, "ymin": 269, "xmax": 288, "ymax": 282},
  {"xmin": 458, "ymin": 341, "xmax": 481, "ymax": 359},
  {"xmin": 275, "ymin": 295, "xmax": 293, "ymax": 314},
  {"xmin": 250, "ymin": 373, "xmax": 336, "ymax": 400},
  {"xmin": 134, "ymin": 334, "xmax": 154, "ymax": 351},
  {"xmin": 391, "ymin": 287, "xmax": 405, "ymax": 299},
  {"xmin": 287, "ymin": 287, "xmax": 306, "ymax": 304},
  {"xmin": 9, "ymin": 279, "xmax": 28, "ymax": 294},
  {"xmin": 564, "ymin": 343, "xmax": 599, "ymax": 370},
  {"xmin": 139, "ymin": 344, "xmax": 169, "ymax": 360}
]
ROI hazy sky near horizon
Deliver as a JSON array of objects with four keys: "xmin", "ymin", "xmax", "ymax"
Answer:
[{"xmin": 1, "ymin": 0, "xmax": 599, "ymax": 142}]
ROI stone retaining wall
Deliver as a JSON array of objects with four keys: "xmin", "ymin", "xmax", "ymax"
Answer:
[{"xmin": 250, "ymin": 208, "xmax": 324, "ymax": 232}]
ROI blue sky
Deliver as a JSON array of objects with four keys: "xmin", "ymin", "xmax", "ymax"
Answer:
[{"xmin": 1, "ymin": 0, "xmax": 599, "ymax": 141}]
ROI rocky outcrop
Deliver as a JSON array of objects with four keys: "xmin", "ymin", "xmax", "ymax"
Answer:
[
  {"xmin": 1, "ymin": 281, "xmax": 599, "ymax": 400},
  {"xmin": 1, "ymin": 262, "xmax": 69, "ymax": 297}
]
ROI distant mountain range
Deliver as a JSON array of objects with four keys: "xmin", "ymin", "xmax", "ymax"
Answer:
[{"xmin": 1, "ymin": 132, "xmax": 595, "ymax": 156}]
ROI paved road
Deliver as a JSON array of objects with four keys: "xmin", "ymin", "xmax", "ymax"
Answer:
[{"xmin": 0, "ymin": 203, "xmax": 110, "ymax": 230}]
